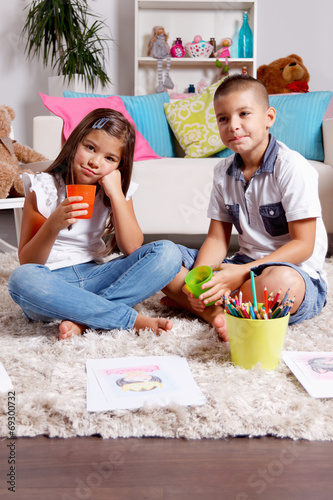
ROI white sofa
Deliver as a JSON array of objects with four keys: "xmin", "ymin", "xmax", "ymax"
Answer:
[{"xmin": 33, "ymin": 114, "xmax": 333, "ymax": 253}]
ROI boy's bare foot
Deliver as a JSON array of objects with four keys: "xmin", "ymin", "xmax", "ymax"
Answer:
[
  {"xmin": 134, "ymin": 314, "xmax": 173, "ymax": 334},
  {"xmin": 160, "ymin": 296, "xmax": 183, "ymax": 310},
  {"xmin": 161, "ymin": 295, "xmax": 228, "ymax": 341},
  {"xmin": 59, "ymin": 320, "xmax": 86, "ymax": 340},
  {"xmin": 212, "ymin": 313, "xmax": 229, "ymax": 342}
]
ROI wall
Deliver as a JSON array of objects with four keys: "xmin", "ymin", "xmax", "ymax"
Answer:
[
  {"xmin": 257, "ymin": 0, "xmax": 333, "ymax": 91},
  {"xmin": 0, "ymin": 0, "xmax": 332, "ymax": 148}
]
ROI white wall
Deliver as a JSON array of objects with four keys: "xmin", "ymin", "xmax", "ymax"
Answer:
[{"xmin": 0, "ymin": 0, "xmax": 332, "ymax": 148}]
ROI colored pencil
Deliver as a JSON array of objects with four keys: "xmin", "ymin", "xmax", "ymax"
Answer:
[
  {"xmin": 250, "ymin": 271, "xmax": 258, "ymax": 311},
  {"xmin": 223, "ymin": 287, "xmax": 293, "ymax": 320},
  {"xmin": 271, "ymin": 289, "xmax": 281, "ymax": 309},
  {"xmin": 264, "ymin": 286, "xmax": 268, "ymax": 312}
]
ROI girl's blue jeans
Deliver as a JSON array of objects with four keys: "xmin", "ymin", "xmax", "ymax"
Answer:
[{"xmin": 8, "ymin": 240, "xmax": 182, "ymax": 331}]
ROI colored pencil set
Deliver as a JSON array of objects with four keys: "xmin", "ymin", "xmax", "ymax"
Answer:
[{"xmin": 223, "ymin": 271, "xmax": 294, "ymax": 320}]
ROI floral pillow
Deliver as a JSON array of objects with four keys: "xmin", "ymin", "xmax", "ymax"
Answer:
[{"xmin": 164, "ymin": 79, "xmax": 226, "ymax": 158}]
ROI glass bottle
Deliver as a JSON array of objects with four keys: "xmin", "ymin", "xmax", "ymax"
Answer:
[
  {"xmin": 170, "ymin": 37, "xmax": 185, "ymax": 58},
  {"xmin": 238, "ymin": 11, "xmax": 253, "ymax": 58},
  {"xmin": 209, "ymin": 37, "xmax": 216, "ymax": 58},
  {"xmin": 230, "ymin": 20, "xmax": 239, "ymax": 58}
]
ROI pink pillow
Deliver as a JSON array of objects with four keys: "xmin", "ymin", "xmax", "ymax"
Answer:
[{"xmin": 40, "ymin": 93, "xmax": 160, "ymax": 161}]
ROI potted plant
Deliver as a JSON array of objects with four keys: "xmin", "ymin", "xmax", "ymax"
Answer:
[{"xmin": 22, "ymin": 0, "xmax": 113, "ymax": 94}]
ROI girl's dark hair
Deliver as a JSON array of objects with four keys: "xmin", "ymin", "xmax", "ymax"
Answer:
[{"xmin": 46, "ymin": 108, "xmax": 136, "ymax": 255}]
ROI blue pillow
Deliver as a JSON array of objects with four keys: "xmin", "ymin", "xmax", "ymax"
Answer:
[
  {"xmin": 63, "ymin": 91, "xmax": 176, "ymax": 158},
  {"xmin": 269, "ymin": 91, "xmax": 333, "ymax": 161},
  {"xmin": 214, "ymin": 148, "xmax": 234, "ymax": 158}
]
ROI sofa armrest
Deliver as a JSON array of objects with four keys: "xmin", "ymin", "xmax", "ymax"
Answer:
[
  {"xmin": 33, "ymin": 116, "xmax": 63, "ymax": 160},
  {"xmin": 323, "ymin": 118, "xmax": 333, "ymax": 167}
]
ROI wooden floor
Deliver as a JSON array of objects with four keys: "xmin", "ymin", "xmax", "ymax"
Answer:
[{"xmin": 1, "ymin": 435, "xmax": 333, "ymax": 499}]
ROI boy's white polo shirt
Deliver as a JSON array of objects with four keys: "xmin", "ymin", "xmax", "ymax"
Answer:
[{"xmin": 207, "ymin": 136, "xmax": 328, "ymax": 281}]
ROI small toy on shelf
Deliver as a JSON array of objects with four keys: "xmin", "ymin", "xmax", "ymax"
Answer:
[
  {"xmin": 197, "ymin": 79, "xmax": 209, "ymax": 94},
  {"xmin": 170, "ymin": 37, "xmax": 185, "ymax": 58},
  {"xmin": 185, "ymin": 35, "xmax": 214, "ymax": 58},
  {"xmin": 147, "ymin": 26, "xmax": 174, "ymax": 93},
  {"xmin": 257, "ymin": 54, "xmax": 310, "ymax": 94},
  {"xmin": 214, "ymin": 38, "xmax": 233, "ymax": 74}
]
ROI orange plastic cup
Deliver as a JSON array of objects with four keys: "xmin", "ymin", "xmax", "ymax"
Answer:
[{"xmin": 66, "ymin": 184, "xmax": 96, "ymax": 219}]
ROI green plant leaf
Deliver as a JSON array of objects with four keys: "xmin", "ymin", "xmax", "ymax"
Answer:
[{"xmin": 22, "ymin": 0, "xmax": 112, "ymax": 89}]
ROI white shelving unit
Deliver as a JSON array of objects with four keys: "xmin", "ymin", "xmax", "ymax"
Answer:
[{"xmin": 134, "ymin": 0, "xmax": 257, "ymax": 95}]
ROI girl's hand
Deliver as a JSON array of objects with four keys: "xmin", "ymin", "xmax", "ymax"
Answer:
[
  {"xmin": 98, "ymin": 168, "xmax": 122, "ymax": 199},
  {"xmin": 48, "ymin": 196, "xmax": 89, "ymax": 232}
]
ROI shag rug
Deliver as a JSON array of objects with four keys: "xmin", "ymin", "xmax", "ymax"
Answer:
[{"xmin": 1, "ymin": 252, "xmax": 333, "ymax": 441}]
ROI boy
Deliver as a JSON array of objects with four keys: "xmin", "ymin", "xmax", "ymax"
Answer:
[{"xmin": 163, "ymin": 74, "xmax": 327, "ymax": 341}]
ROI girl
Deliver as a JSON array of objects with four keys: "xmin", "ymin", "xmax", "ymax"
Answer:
[{"xmin": 8, "ymin": 108, "xmax": 182, "ymax": 339}]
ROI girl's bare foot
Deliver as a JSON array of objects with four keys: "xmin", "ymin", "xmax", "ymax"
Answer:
[
  {"xmin": 59, "ymin": 320, "xmax": 86, "ymax": 340},
  {"xmin": 134, "ymin": 314, "xmax": 173, "ymax": 334}
]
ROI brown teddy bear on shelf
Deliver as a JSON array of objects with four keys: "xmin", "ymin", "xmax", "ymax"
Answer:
[
  {"xmin": 257, "ymin": 54, "xmax": 310, "ymax": 94},
  {"xmin": 0, "ymin": 105, "xmax": 48, "ymax": 199}
]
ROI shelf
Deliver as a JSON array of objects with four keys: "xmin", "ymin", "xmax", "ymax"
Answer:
[
  {"xmin": 135, "ymin": 0, "xmax": 257, "ymax": 95},
  {"xmin": 138, "ymin": 57, "xmax": 254, "ymax": 65},
  {"xmin": 138, "ymin": 1, "xmax": 255, "ymax": 10}
]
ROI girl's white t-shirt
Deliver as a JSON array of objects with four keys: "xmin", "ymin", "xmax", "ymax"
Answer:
[{"xmin": 21, "ymin": 172, "xmax": 138, "ymax": 270}]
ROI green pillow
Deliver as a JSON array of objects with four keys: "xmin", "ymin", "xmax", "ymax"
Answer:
[{"xmin": 164, "ymin": 79, "xmax": 226, "ymax": 158}]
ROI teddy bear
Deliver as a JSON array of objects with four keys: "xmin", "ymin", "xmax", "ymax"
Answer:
[
  {"xmin": 257, "ymin": 54, "xmax": 310, "ymax": 94},
  {"xmin": 0, "ymin": 105, "xmax": 48, "ymax": 199}
]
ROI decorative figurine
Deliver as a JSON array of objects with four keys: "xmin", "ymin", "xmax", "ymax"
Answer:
[
  {"xmin": 215, "ymin": 37, "xmax": 233, "ymax": 74},
  {"xmin": 147, "ymin": 26, "xmax": 174, "ymax": 93}
]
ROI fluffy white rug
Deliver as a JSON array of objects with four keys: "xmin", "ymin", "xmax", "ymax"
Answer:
[{"xmin": 1, "ymin": 252, "xmax": 333, "ymax": 440}]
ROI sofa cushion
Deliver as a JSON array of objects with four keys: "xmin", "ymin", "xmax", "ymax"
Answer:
[
  {"xmin": 268, "ymin": 91, "xmax": 333, "ymax": 161},
  {"xmin": 39, "ymin": 93, "xmax": 160, "ymax": 162},
  {"xmin": 163, "ymin": 79, "xmax": 227, "ymax": 158},
  {"xmin": 63, "ymin": 91, "xmax": 176, "ymax": 158}
]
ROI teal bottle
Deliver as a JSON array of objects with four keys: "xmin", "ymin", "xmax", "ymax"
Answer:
[
  {"xmin": 230, "ymin": 20, "xmax": 239, "ymax": 58},
  {"xmin": 238, "ymin": 11, "xmax": 253, "ymax": 58}
]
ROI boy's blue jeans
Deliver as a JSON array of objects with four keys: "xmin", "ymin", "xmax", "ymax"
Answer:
[{"xmin": 8, "ymin": 240, "xmax": 182, "ymax": 331}]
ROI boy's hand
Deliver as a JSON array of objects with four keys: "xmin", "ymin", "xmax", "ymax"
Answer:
[
  {"xmin": 182, "ymin": 284, "xmax": 206, "ymax": 312},
  {"xmin": 191, "ymin": 264, "xmax": 250, "ymax": 306}
]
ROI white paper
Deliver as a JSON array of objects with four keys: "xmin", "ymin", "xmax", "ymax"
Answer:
[
  {"xmin": 86, "ymin": 356, "xmax": 206, "ymax": 412},
  {"xmin": 283, "ymin": 351, "xmax": 333, "ymax": 398},
  {"xmin": 0, "ymin": 362, "xmax": 13, "ymax": 393}
]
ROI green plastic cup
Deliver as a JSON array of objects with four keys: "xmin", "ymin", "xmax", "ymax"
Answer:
[{"xmin": 185, "ymin": 265, "xmax": 213, "ymax": 299}]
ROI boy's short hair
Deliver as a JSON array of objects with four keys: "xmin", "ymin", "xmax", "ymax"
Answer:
[{"xmin": 214, "ymin": 74, "xmax": 270, "ymax": 109}]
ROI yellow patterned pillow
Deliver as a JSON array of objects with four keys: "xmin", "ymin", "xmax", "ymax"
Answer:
[{"xmin": 164, "ymin": 79, "xmax": 226, "ymax": 158}]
